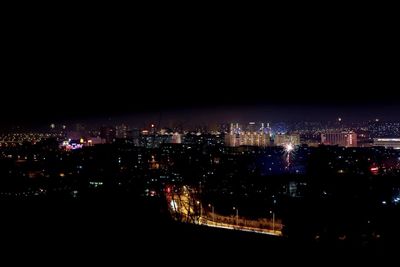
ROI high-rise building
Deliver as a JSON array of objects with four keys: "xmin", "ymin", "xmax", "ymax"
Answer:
[
  {"xmin": 321, "ymin": 131, "xmax": 357, "ymax": 147},
  {"xmin": 225, "ymin": 132, "xmax": 270, "ymax": 147},
  {"xmin": 274, "ymin": 134, "xmax": 300, "ymax": 147},
  {"xmin": 225, "ymin": 122, "xmax": 272, "ymax": 147},
  {"xmin": 116, "ymin": 124, "xmax": 129, "ymax": 139},
  {"xmin": 131, "ymin": 128, "xmax": 141, "ymax": 146},
  {"xmin": 230, "ymin": 123, "xmax": 241, "ymax": 134},
  {"xmin": 260, "ymin": 122, "xmax": 272, "ymax": 136},
  {"xmin": 247, "ymin": 122, "xmax": 257, "ymax": 132}
]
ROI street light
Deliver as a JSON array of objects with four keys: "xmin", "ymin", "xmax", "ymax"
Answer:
[
  {"xmin": 270, "ymin": 210, "xmax": 275, "ymax": 233},
  {"xmin": 196, "ymin": 201, "xmax": 202, "ymax": 223},
  {"xmin": 233, "ymin": 207, "xmax": 239, "ymax": 226},
  {"xmin": 208, "ymin": 204, "xmax": 214, "ymax": 222}
]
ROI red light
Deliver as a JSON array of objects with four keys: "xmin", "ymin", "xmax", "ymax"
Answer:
[
  {"xmin": 151, "ymin": 124, "xmax": 155, "ymax": 128},
  {"xmin": 370, "ymin": 167, "xmax": 379, "ymax": 174},
  {"xmin": 166, "ymin": 187, "xmax": 171, "ymax": 193}
]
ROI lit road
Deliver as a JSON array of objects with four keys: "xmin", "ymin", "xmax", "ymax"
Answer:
[
  {"xmin": 166, "ymin": 185, "xmax": 283, "ymax": 237},
  {"xmin": 198, "ymin": 216, "xmax": 282, "ymax": 236}
]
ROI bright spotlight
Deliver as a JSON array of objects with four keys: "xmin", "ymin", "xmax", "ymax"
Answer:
[{"xmin": 285, "ymin": 143, "xmax": 294, "ymax": 152}]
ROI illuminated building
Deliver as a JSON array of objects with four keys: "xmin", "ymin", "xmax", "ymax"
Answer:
[
  {"xmin": 274, "ymin": 134, "xmax": 300, "ymax": 147},
  {"xmin": 116, "ymin": 124, "xmax": 129, "ymax": 139},
  {"xmin": 229, "ymin": 122, "xmax": 271, "ymax": 135},
  {"xmin": 230, "ymin": 123, "xmax": 241, "ymax": 134},
  {"xmin": 61, "ymin": 139, "xmax": 84, "ymax": 150},
  {"xmin": 131, "ymin": 128, "xmax": 141, "ymax": 146},
  {"xmin": 171, "ymin": 133, "xmax": 182, "ymax": 144},
  {"xmin": 261, "ymin": 122, "xmax": 272, "ymax": 136},
  {"xmin": 321, "ymin": 131, "xmax": 357, "ymax": 147},
  {"xmin": 225, "ymin": 132, "xmax": 270, "ymax": 147},
  {"xmin": 225, "ymin": 122, "xmax": 271, "ymax": 147},
  {"xmin": 373, "ymin": 138, "xmax": 400, "ymax": 149},
  {"xmin": 247, "ymin": 122, "xmax": 257, "ymax": 132}
]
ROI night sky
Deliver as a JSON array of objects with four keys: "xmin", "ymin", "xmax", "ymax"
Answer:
[{"xmin": 1, "ymin": 10, "xmax": 399, "ymax": 128}]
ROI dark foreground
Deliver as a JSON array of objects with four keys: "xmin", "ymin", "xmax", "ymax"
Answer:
[{"xmin": 1, "ymin": 197, "xmax": 395, "ymax": 264}]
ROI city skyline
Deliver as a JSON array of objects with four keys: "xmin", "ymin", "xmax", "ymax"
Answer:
[{"xmin": 2, "ymin": 102, "xmax": 400, "ymax": 130}]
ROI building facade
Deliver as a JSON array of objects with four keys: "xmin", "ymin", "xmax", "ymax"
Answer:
[
  {"xmin": 321, "ymin": 131, "xmax": 357, "ymax": 147},
  {"xmin": 373, "ymin": 138, "xmax": 400, "ymax": 149}
]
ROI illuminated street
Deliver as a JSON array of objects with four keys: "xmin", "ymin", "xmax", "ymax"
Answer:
[{"xmin": 167, "ymin": 186, "xmax": 283, "ymax": 236}]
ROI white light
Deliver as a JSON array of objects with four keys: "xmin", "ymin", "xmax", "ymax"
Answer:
[
  {"xmin": 285, "ymin": 143, "xmax": 294, "ymax": 152},
  {"xmin": 170, "ymin": 200, "xmax": 178, "ymax": 210},
  {"xmin": 376, "ymin": 138, "xmax": 400, "ymax": 142}
]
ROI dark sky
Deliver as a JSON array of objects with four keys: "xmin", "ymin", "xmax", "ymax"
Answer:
[{"xmin": 1, "ymin": 9, "xmax": 399, "ymax": 128}]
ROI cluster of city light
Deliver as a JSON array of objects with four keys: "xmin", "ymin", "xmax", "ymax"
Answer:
[{"xmin": 0, "ymin": 132, "xmax": 63, "ymax": 144}]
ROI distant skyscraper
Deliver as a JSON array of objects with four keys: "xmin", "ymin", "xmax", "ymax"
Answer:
[
  {"xmin": 116, "ymin": 124, "xmax": 129, "ymax": 139},
  {"xmin": 321, "ymin": 131, "xmax": 357, "ymax": 147}
]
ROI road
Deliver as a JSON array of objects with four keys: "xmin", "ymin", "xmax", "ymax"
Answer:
[
  {"xmin": 166, "ymin": 185, "xmax": 283, "ymax": 237},
  {"xmin": 198, "ymin": 216, "xmax": 281, "ymax": 236}
]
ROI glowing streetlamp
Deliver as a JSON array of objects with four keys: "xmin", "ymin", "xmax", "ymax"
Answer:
[
  {"xmin": 270, "ymin": 210, "xmax": 275, "ymax": 233},
  {"xmin": 208, "ymin": 204, "xmax": 215, "ymax": 222},
  {"xmin": 196, "ymin": 201, "xmax": 202, "ymax": 223},
  {"xmin": 233, "ymin": 207, "xmax": 239, "ymax": 226}
]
